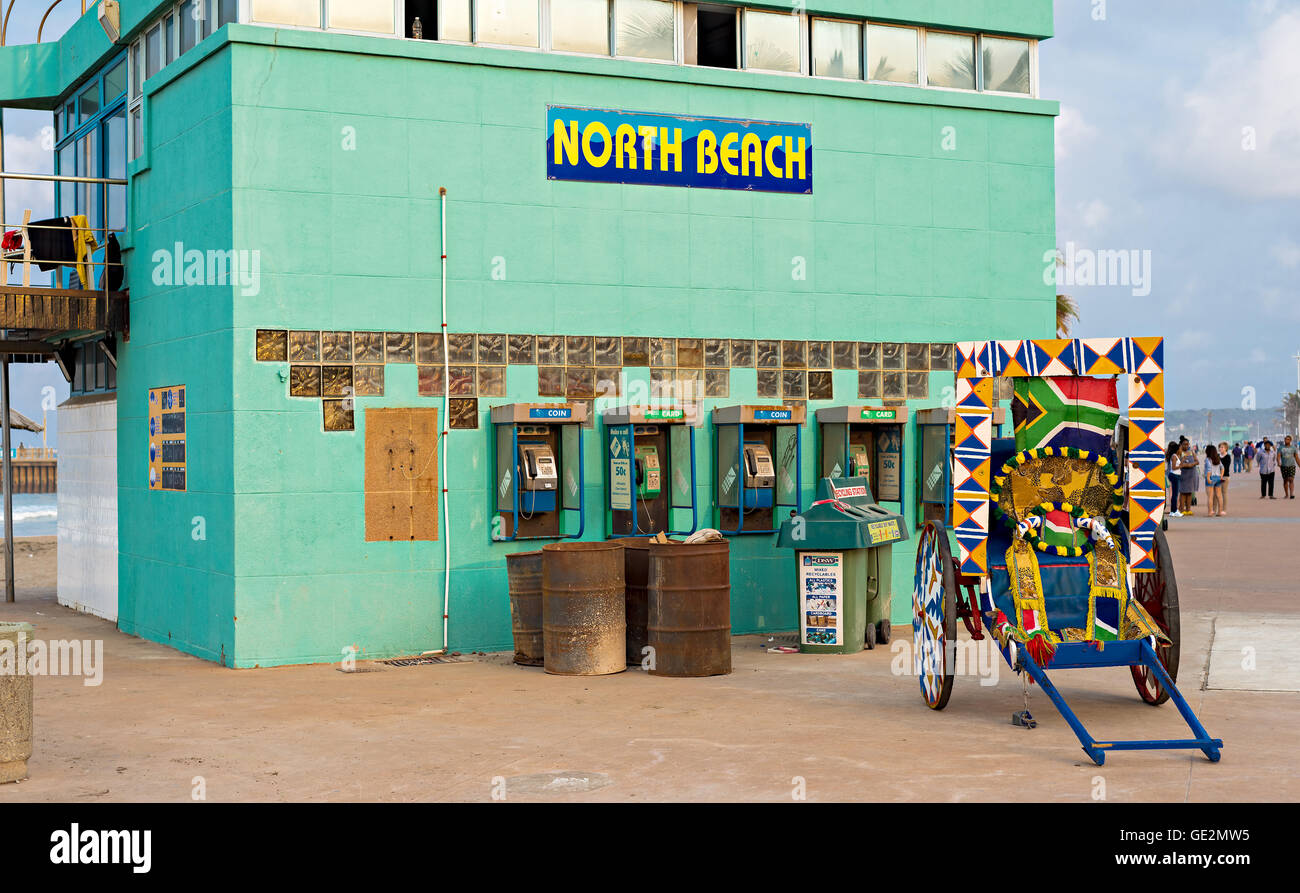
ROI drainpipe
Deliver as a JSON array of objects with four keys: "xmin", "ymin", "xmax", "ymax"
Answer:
[{"xmin": 430, "ymin": 187, "xmax": 451, "ymax": 653}]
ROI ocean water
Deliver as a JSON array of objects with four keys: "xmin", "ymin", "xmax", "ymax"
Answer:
[{"xmin": 1, "ymin": 492, "xmax": 58, "ymax": 538}]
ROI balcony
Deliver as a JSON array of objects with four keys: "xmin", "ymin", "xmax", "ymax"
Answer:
[{"xmin": 1, "ymin": 171, "xmax": 127, "ymax": 352}]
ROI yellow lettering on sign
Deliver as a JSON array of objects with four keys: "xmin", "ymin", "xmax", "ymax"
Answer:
[
  {"xmin": 764, "ymin": 135, "xmax": 784, "ymax": 178},
  {"xmin": 697, "ymin": 129, "xmax": 719, "ymax": 174},
  {"xmin": 554, "ymin": 119, "xmax": 580, "ymax": 166},
  {"xmin": 740, "ymin": 132, "xmax": 763, "ymax": 177},
  {"xmin": 661, "ymin": 127, "xmax": 683, "ymax": 172},
  {"xmin": 785, "ymin": 136, "xmax": 807, "ymax": 180},
  {"xmin": 582, "ymin": 121, "xmax": 613, "ymax": 168},
  {"xmin": 638, "ymin": 125, "xmax": 658, "ymax": 169},
  {"xmin": 720, "ymin": 131, "xmax": 740, "ymax": 176},
  {"xmin": 615, "ymin": 123, "xmax": 639, "ymax": 169}
]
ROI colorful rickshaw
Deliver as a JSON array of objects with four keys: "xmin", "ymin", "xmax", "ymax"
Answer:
[{"xmin": 912, "ymin": 337, "xmax": 1222, "ymax": 765}]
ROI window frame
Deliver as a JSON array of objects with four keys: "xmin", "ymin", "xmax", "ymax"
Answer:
[
  {"xmin": 544, "ymin": 0, "xmax": 613, "ymax": 59},
  {"xmin": 977, "ymin": 32, "xmax": 1035, "ymax": 97},
  {"xmin": 739, "ymin": 6, "xmax": 805, "ymax": 76},
  {"xmin": 808, "ymin": 15, "xmax": 861, "ymax": 82},
  {"xmin": 864, "ymin": 20, "xmax": 921, "ymax": 88},
  {"xmin": 921, "ymin": 27, "xmax": 979, "ymax": 93},
  {"xmin": 611, "ymin": 0, "xmax": 681, "ymax": 65},
  {"xmin": 472, "ymin": 0, "xmax": 544, "ymax": 51}
]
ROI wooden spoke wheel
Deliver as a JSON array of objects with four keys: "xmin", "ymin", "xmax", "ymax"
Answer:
[
  {"xmin": 913, "ymin": 522, "xmax": 958, "ymax": 710},
  {"xmin": 1129, "ymin": 526, "xmax": 1181, "ymax": 705}
]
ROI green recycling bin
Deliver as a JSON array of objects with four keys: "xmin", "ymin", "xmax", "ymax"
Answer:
[{"xmin": 777, "ymin": 477, "xmax": 909, "ymax": 654}]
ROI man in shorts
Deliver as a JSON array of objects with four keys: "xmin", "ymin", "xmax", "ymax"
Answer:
[{"xmin": 1279, "ymin": 435, "xmax": 1299, "ymax": 500}]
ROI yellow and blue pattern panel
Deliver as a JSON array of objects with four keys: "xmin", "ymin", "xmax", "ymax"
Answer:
[{"xmin": 954, "ymin": 338, "xmax": 1165, "ymax": 575}]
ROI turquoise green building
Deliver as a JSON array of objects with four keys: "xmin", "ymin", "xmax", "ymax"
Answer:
[{"xmin": 1, "ymin": 0, "xmax": 1055, "ymax": 667}]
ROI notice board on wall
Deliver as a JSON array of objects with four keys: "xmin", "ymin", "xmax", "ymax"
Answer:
[
  {"xmin": 148, "ymin": 384, "xmax": 187, "ymax": 491},
  {"xmin": 364, "ymin": 408, "xmax": 439, "ymax": 542}
]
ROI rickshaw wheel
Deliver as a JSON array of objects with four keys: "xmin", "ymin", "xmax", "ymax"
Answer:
[
  {"xmin": 1130, "ymin": 526, "xmax": 1181, "ymax": 705},
  {"xmin": 913, "ymin": 522, "xmax": 958, "ymax": 710}
]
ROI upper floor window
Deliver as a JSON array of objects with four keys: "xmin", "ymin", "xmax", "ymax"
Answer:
[
  {"xmin": 475, "ymin": 0, "xmax": 540, "ymax": 47},
  {"xmin": 742, "ymin": 9, "xmax": 800, "ymax": 74},
  {"xmin": 925, "ymin": 30, "xmax": 976, "ymax": 91},
  {"xmin": 866, "ymin": 23, "xmax": 918, "ymax": 85},
  {"xmin": 124, "ymin": 0, "xmax": 1037, "ymax": 109},
  {"xmin": 810, "ymin": 18, "xmax": 860, "ymax": 80},
  {"xmin": 982, "ymin": 35, "xmax": 1031, "ymax": 94},
  {"xmin": 551, "ymin": 0, "xmax": 610, "ymax": 55},
  {"xmin": 250, "ymin": 0, "xmax": 321, "ymax": 28},
  {"xmin": 616, "ymin": 0, "xmax": 674, "ymax": 61}
]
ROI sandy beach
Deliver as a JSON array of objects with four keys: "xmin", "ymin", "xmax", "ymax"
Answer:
[{"xmin": 0, "ymin": 536, "xmax": 56, "ymax": 597}]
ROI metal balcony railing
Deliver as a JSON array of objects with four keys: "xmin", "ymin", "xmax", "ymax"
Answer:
[
  {"xmin": 1, "ymin": 171, "xmax": 128, "ymax": 333},
  {"xmin": 0, "ymin": 1, "xmax": 88, "ymax": 47}
]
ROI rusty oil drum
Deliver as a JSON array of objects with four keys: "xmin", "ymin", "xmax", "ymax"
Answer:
[
  {"xmin": 613, "ymin": 537, "xmax": 651, "ymax": 666},
  {"xmin": 647, "ymin": 541, "xmax": 732, "ymax": 677},
  {"xmin": 506, "ymin": 550, "xmax": 545, "ymax": 666},
  {"xmin": 542, "ymin": 541, "xmax": 626, "ymax": 676}
]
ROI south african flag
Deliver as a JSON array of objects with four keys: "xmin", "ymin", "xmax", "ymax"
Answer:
[{"xmin": 1012, "ymin": 377, "xmax": 1120, "ymax": 454}]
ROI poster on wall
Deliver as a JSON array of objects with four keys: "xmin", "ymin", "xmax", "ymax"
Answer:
[
  {"xmin": 609, "ymin": 426, "xmax": 632, "ymax": 511},
  {"xmin": 876, "ymin": 427, "xmax": 902, "ymax": 502},
  {"xmin": 148, "ymin": 385, "xmax": 187, "ymax": 491},
  {"xmin": 799, "ymin": 551, "xmax": 843, "ymax": 647}
]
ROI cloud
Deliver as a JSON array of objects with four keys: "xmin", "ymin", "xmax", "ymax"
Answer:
[
  {"xmin": 1271, "ymin": 238, "xmax": 1300, "ymax": 268},
  {"xmin": 1077, "ymin": 198, "xmax": 1111, "ymax": 229},
  {"xmin": 1152, "ymin": 9, "xmax": 1300, "ymax": 199},
  {"xmin": 1250, "ymin": 347, "xmax": 1269, "ymax": 363},
  {"xmin": 1055, "ymin": 105, "xmax": 1096, "ymax": 160},
  {"xmin": 1174, "ymin": 329, "xmax": 1212, "ymax": 351}
]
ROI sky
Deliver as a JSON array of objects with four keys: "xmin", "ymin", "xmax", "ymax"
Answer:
[
  {"xmin": 1043, "ymin": 0, "xmax": 1300, "ymax": 412},
  {"xmin": 2, "ymin": 0, "xmax": 1297, "ymax": 450}
]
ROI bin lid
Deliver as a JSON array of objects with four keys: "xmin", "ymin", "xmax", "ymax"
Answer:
[
  {"xmin": 0, "ymin": 621, "xmax": 35, "ymax": 641},
  {"xmin": 776, "ymin": 477, "xmax": 909, "ymax": 550}
]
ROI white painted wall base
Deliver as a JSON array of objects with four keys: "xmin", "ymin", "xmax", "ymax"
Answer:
[{"xmin": 56, "ymin": 393, "xmax": 118, "ymax": 621}]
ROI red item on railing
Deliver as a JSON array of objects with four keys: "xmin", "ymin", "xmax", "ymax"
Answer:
[{"xmin": 1, "ymin": 230, "xmax": 21, "ymax": 251}]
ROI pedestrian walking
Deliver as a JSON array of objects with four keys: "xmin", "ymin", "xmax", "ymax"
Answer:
[
  {"xmin": 1258, "ymin": 439, "xmax": 1277, "ymax": 499},
  {"xmin": 1204, "ymin": 444, "xmax": 1225, "ymax": 516},
  {"xmin": 1166, "ymin": 441, "xmax": 1183, "ymax": 518},
  {"xmin": 1279, "ymin": 435, "xmax": 1299, "ymax": 500},
  {"xmin": 1178, "ymin": 438, "xmax": 1197, "ymax": 515},
  {"xmin": 1244, "ymin": 440, "xmax": 1255, "ymax": 472},
  {"xmin": 1232, "ymin": 442, "xmax": 1243, "ymax": 473},
  {"xmin": 1218, "ymin": 441, "xmax": 1232, "ymax": 514}
]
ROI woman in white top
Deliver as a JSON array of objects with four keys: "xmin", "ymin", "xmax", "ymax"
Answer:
[
  {"xmin": 1203, "ymin": 444, "xmax": 1225, "ymax": 517},
  {"xmin": 1166, "ymin": 441, "xmax": 1182, "ymax": 518}
]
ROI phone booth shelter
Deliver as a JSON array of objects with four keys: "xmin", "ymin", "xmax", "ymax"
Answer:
[
  {"xmin": 712, "ymin": 404, "xmax": 804, "ymax": 535},
  {"xmin": 817, "ymin": 406, "xmax": 908, "ymax": 510},
  {"xmin": 601, "ymin": 404, "xmax": 700, "ymax": 537},
  {"xmin": 491, "ymin": 402, "xmax": 587, "ymax": 541}
]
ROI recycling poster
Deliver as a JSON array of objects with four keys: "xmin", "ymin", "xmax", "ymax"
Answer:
[{"xmin": 799, "ymin": 551, "xmax": 843, "ymax": 646}]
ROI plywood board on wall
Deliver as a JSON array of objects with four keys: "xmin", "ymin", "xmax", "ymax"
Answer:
[{"xmin": 364, "ymin": 408, "xmax": 439, "ymax": 542}]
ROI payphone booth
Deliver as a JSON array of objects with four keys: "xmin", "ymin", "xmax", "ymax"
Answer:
[
  {"xmin": 816, "ymin": 406, "xmax": 908, "ymax": 515},
  {"xmin": 491, "ymin": 402, "xmax": 587, "ymax": 541},
  {"xmin": 713, "ymin": 404, "xmax": 804, "ymax": 535},
  {"xmin": 601, "ymin": 405, "xmax": 700, "ymax": 537}
]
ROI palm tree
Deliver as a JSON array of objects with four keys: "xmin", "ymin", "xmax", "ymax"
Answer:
[
  {"xmin": 1052, "ymin": 250, "xmax": 1079, "ymax": 337},
  {"xmin": 1283, "ymin": 391, "xmax": 1300, "ymax": 436},
  {"xmin": 1057, "ymin": 293, "xmax": 1079, "ymax": 337}
]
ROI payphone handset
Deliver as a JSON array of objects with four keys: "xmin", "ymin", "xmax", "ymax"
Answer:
[
  {"xmin": 518, "ymin": 443, "xmax": 558, "ymax": 491},
  {"xmin": 849, "ymin": 446, "xmax": 871, "ymax": 481},
  {"xmin": 743, "ymin": 443, "xmax": 775, "ymax": 489},
  {"xmin": 634, "ymin": 445, "xmax": 661, "ymax": 499}
]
